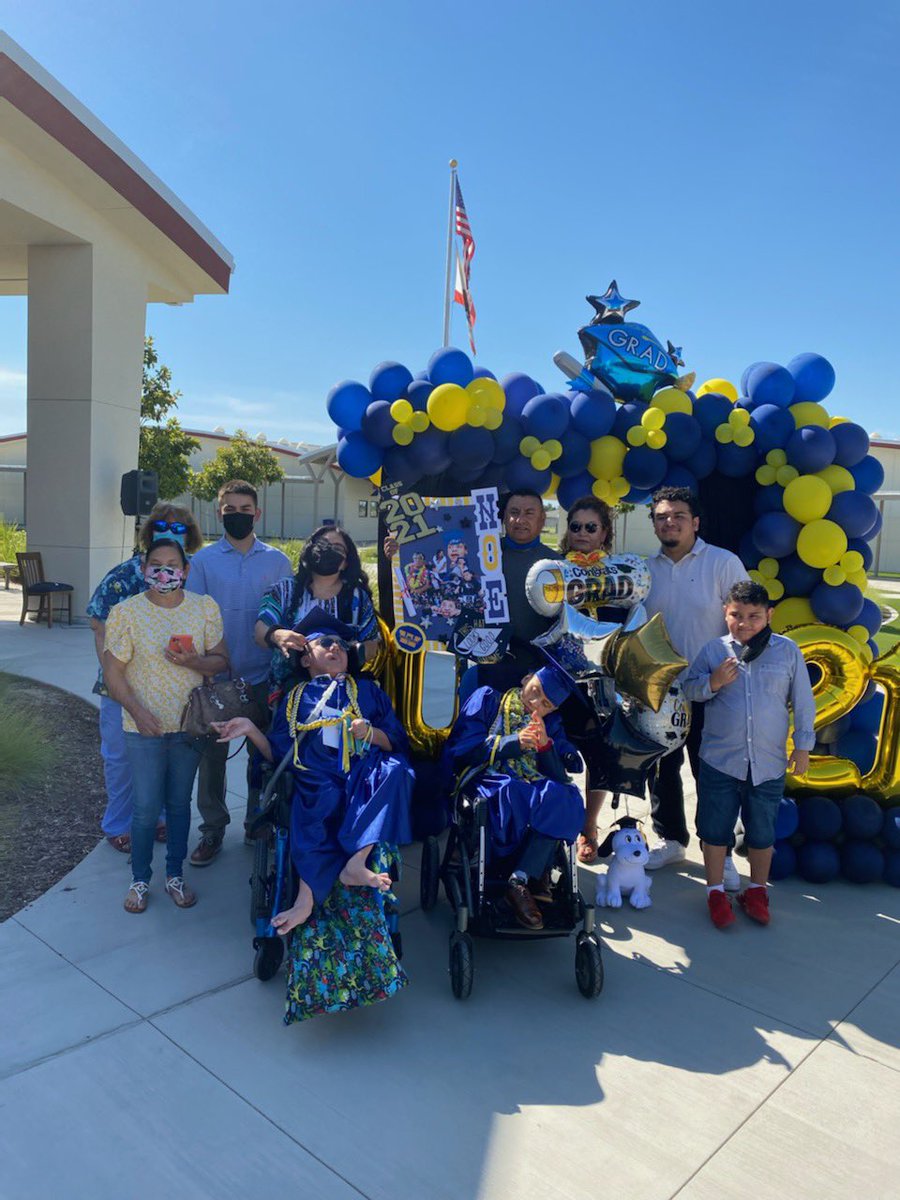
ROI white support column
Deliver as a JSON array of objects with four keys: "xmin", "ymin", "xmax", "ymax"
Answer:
[{"xmin": 26, "ymin": 242, "xmax": 147, "ymax": 616}]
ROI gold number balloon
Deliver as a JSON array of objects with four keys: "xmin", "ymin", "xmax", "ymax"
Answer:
[
  {"xmin": 394, "ymin": 649, "xmax": 460, "ymax": 759},
  {"xmin": 861, "ymin": 641, "xmax": 900, "ymax": 804}
]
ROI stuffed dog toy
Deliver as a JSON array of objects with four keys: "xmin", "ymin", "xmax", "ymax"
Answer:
[{"xmin": 595, "ymin": 818, "xmax": 653, "ymax": 910}]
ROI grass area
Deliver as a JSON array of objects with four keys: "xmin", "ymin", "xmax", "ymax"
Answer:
[
  {"xmin": 0, "ymin": 520, "xmax": 25, "ymax": 564},
  {"xmin": 866, "ymin": 582, "xmax": 900, "ymax": 654},
  {"xmin": 0, "ymin": 674, "xmax": 55, "ymax": 797}
]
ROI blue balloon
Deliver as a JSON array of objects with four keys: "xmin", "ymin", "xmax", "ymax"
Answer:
[
  {"xmin": 858, "ymin": 596, "xmax": 882, "ymax": 637},
  {"xmin": 428, "ymin": 346, "xmax": 473, "ymax": 388},
  {"xmin": 786, "ymin": 425, "xmax": 836, "ymax": 472},
  {"xmin": 448, "ymin": 425, "xmax": 494, "ymax": 470},
  {"xmin": 683, "ymin": 439, "xmax": 717, "ymax": 480},
  {"xmin": 835, "ymin": 728, "xmax": 878, "ymax": 774},
  {"xmin": 622, "ymin": 446, "xmax": 668, "ymax": 491},
  {"xmin": 382, "ymin": 444, "xmax": 422, "ymax": 488},
  {"xmin": 336, "ymin": 433, "xmax": 383, "ymax": 479},
  {"xmin": 407, "ymin": 379, "xmax": 434, "ymax": 412},
  {"xmin": 862, "ymin": 507, "xmax": 883, "ymax": 542},
  {"xmin": 847, "ymin": 537, "xmax": 874, "ymax": 571},
  {"xmin": 735, "ymin": 395, "xmax": 763, "ymax": 413},
  {"xmin": 787, "ymin": 353, "xmax": 835, "ymax": 403},
  {"xmin": 774, "ymin": 796, "xmax": 800, "ymax": 840},
  {"xmin": 522, "ymin": 393, "xmax": 571, "ymax": 441},
  {"xmin": 831, "ymin": 421, "xmax": 870, "ymax": 468},
  {"xmin": 841, "ymin": 794, "xmax": 884, "ymax": 840},
  {"xmin": 327, "ymin": 380, "xmax": 372, "ymax": 432},
  {"xmin": 867, "ymin": 637, "xmax": 880, "ymax": 658},
  {"xmin": 778, "ymin": 553, "xmax": 822, "ymax": 596},
  {"xmin": 754, "ymin": 483, "xmax": 786, "ymax": 515},
  {"xmin": 554, "ymin": 431, "xmax": 592, "ymax": 478},
  {"xmin": 828, "ymin": 490, "xmax": 878, "ymax": 538},
  {"xmin": 408, "ymin": 427, "xmax": 450, "ymax": 474},
  {"xmin": 500, "ymin": 373, "xmax": 542, "ymax": 418},
  {"xmin": 752, "ymin": 404, "xmax": 796, "ymax": 453},
  {"xmin": 505, "ymin": 457, "xmax": 552, "ymax": 495},
  {"xmin": 470, "ymin": 462, "xmax": 506, "ymax": 490},
  {"xmin": 884, "ymin": 849, "xmax": 900, "ymax": 887},
  {"xmin": 882, "ymin": 806, "xmax": 900, "ymax": 850},
  {"xmin": 569, "ymin": 388, "xmax": 616, "ymax": 439},
  {"xmin": 413, "ymin": 369, "xmax": 430, "ymax": 381},
  {"xmin": 661, "ymin": 464, "xmax": 699, "ymax": 492},
  {"xmin": 849, "ymin": 692, "xmax": 884, "ymax": 734},
  {"xmin": 716, "ymin": 441, "xmax": 757, "ymax": 477},
  {"xmin": 850, "ymin": 454, "xmax": 885, "ymax": 495},
  {"xmin": 662, "ymin": 412, "xmax": 702, "ymax": 461},
  {"xmin": 491, "ymin": 417, "xmax": 524, "ymax": 465},
  {"xmin": 472, "ymin": 366, "xmax": 497, "ymax": 381},
  {"xmin": 769, "ymin": 839, "xmax": 797, "ymax": 881},
  {"xmin": 738, "ymin": 531, "xmax": 762, "ymax": 570},
  {"xmin": 840, "ymin": 841, "xmax": 884, "ymax": 884},
  {"xmin": 740, "ymin": 362, "xmax": 764, "ymax": 394},
  {"xmin": 810, "ymin": 581, "xmax": 864, "ymax": 625},
  {"xmin": 693, "ymin": 393, "xmax": 733, "ymax": 437},
  {"xmin": 798, "ymin": 841, "xmax": 840, "ymax": 883},
  {"xmin": 753, "ymin": 511, "xmax": 801, "ymax": 557},
  {"xmin": 746, "ymin": 362, "xmax": 796, "ymax": 408},
  {"xmin": 798, "ymin": 796, "xmax": 843, "ymax": 839},
  {"xmin": 360, "ymin": 400, "xmax": 397, "ymax": 449},
  {"xmin": 622, "ymin": 486, "xmax": 652, "ymax": 504},
  {"xmin": 557, "ymin": 471, "xmax": 597, "ymax": 511},
  {"xmin": 612, "ymin": 400, "xmax": 648, "ymax": 441},
  {"xmin": 369, "ymin": 360, "xmax": 413, "ymax": 404}
]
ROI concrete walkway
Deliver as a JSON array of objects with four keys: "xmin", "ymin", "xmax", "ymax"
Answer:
[{"xmin": 1, "ymin": 586, "xmax": 898, "ymax": 1199}]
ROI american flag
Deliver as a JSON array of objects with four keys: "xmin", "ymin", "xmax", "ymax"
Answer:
[{"xmin": 453, "ymin": 177, "xmax": 476, "ymax": 352}]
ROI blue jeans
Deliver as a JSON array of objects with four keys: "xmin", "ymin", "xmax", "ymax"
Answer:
[
  {"xmin": 99, "ymin": 697, "xmax": 134, "ymax": 838},
  {"xmin": 696, "ymin": 760, "xmax": 785, "ymax": 850},
  {"xmin": 124, "ymin": 732, "xmax": 203, "ymax": 883}
]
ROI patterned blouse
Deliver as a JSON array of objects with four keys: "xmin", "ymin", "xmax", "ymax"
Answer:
[{"xmin": 86, "ymin": 555, "xmax": 146, "ymax": 696}]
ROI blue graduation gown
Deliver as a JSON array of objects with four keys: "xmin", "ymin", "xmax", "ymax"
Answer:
[
  {"xmin": 444, "ymin": 686, "xmax": 585, "ymax": 857},
  {"xmin": 269, "ymin": 675, "xmax": 414, "ymax": 903}
]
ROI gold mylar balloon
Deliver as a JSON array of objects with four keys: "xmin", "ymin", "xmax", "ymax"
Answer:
[
  {"xmin": 861, "ymin": 640, "xmax": 900, "ymax": 804},
  {"xmin": 394, "ymin": 650, "xmax": 458, "ymax": 759},
  {"xmin": 361, "ymin": 616, "xmax": 397, "ymax": 699},
  {"xmin": 609, "ymin": 613, "xmax": 688, "ymax": 713}
]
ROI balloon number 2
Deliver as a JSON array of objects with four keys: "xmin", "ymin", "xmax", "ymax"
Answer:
[{"xmin": 381, "ymin": 492, "xmax": 438, "ymax": 544}]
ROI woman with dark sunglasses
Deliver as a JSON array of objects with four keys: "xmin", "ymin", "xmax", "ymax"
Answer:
[{"xmin": 87, "ymin": 504, "xmax": 203, "ymax": 853}]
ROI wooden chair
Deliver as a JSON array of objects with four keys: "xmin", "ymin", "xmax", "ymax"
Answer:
[{"xmin": 16, "ymin": 552, "xmax": 73, "ymax": 628}]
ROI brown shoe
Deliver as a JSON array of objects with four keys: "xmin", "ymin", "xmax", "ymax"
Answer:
[
  {"xmin": 528, "ymin": 872, "xmax": 553, "ymax": 903},
  {"xmin": 506, "ymin": 879, "xmax": 544, "ymax": 929},
  {"xmin": 190, "ymin": 835, "xmax": 222, "ymax": 867},
  {"xmin": 165, "ymin": 876, "xmax": 197, "ymax": 908},
  {"xmin": 107, "ymin": 834, "xmax": 131, "ymax": 854}
]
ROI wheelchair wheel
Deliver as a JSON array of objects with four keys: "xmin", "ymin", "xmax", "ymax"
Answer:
[
  {"xmin": 250, "ymin": 837, "xmax": 270, "ymax": 922},
  {"xmin": 420, "ymin": 836, "xmax": 440, "ymax": 911},
  {"xmin": 449, "ymin": 931, "xmax": 474, "ymax": 1000},
  {"xmin": 253, "ymin": 936, "xmax": 284, "ymax": 982},
  {"xmin": 574, "ymin": 934, "xmax": 604, "ymax": 999}
]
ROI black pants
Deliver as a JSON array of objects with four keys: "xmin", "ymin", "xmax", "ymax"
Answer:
[{"xmin": 649, "ymin": 702, "xmax": 705, "ymax": 847}]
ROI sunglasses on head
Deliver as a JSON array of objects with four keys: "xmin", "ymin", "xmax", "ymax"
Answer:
[
  {"xmin": 151, "ymin": 519, "xmax": 189, "ymax": 535},
  {"xmin": 568, "ymin": 521, "xmax": 600, "ymax": 534}
]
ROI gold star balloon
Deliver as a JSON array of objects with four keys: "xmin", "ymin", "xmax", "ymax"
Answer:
[{"xmin": 609, "ymin": 613, "xmax": 688, "ymax": 713}]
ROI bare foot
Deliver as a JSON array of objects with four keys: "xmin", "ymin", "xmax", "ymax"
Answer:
[
  {"xmin": 271, "ymin": 879, "xmax": 314, "ymax": 933},
  {"xmin": 339, "ymin": 847, "xmax": 391, "ymax": 891}
]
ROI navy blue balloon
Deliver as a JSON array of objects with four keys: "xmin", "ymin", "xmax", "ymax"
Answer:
[
  {"xmin": 850, "ymin": 454, "xmax": 885, "ymax": 495},
  {"xmin": 787, "ymin": 353, "xmax": 835, "ymax": 403},
  {"xmin": 554, "ymin": 432, "xmax": 591, "ymax": 478},
  {"xmin": 828, "ymin": 491, "xmax": 878, "ymax": 538},
  {"xmin": 769, "ymin": 839, "xmax": 797, "ymax": 881},
  {"xmin": 413, "ymin": 369, "xmax": 430, "ymax": 381},
  {"xmin": 557, "ymin": 471, "xmax": 597, "ymax": 511},
  {"xmin": 798, "ymin": 796, "xmax": 843, "ymax": 839},
  {"xmin": 408, "ymin": 427, "xmax": 450, "ymax": 474},
  {"xmin": 472, "ymin": 366, "xmax": 497, "ymax": 381},
  {"xmin": 612, "ymin": 400, "xmax": 648, "ymax": 441},
  {"xmin": 336, "ymin": 433, "xmax": 383, "ymax": 479},
  {"xmin": 778, "ymin": 553, "xmax": 822, "ymax": 596},
  {"xmin": 382, "ymin": 444, "xmax": 422, "ymax": 488},
  {"xmin": 735, "ymin": 395, "xmax": 763, "ymax": 413},
  {"xmin": 831, "ymin": 421, "xmax": 870, "ymax": 468},
  {"xmin": 774, "ymin": 797, "xmax": 800, "ymax": 840},
  {"xmin": 740, "ymin": 362, "xmax": 764, "ymax": 394},
  {"xmin": 798, "ymin": 840, "xmax": 841, "ymax": 883},
  {"xmin": 746, "ymin": 362, "xmax": 796, "ymax": 408},
  {"xmin": 847, "ymin": 537, "xmax": 874, "ymax": 571},
  {"xmin": 407, "ymin": 379, "xmax": 434, "ymax": 412},
  {"xmin": 428, "ymin": 346, "xmax": 473, "ymax": 388},
  {"xmin": 622, "ymin": 486, "xmax": 652, "ymax": 504},
  {"xmin": 504, "ymin": 457, "xmax": 552, "ymax": 495},
  {"xmin": 326, "ymin": 380, "xmax": 372, "ymax": 432},
  {"xmin": 683, "ymin": 439, "xmax": 717, "ymax": 480},
  {"xmin": 693, "ymin": 393, "xmax": 733, "ymax": 437},
  {"xmin": 850, "ymin": 691, "xmax": 884, "ymax": 734},
  {"xmin": 754, "ymin": 484, "xmax": 786, "ymax": 515},
  {"xmin": 522, "ymin": 393, "xmax": 571, "ymax": 441},
  {"xmin": 622, "ymin": 446, "xmax": 668, "ymax": 491},
  {"xmin": 858, "ymin": 597, "xmax": 882, "ymax": 637},
  {"xmin": 835, "ymin": 728, "xmax": 878, "ymax": 774},
  {"xmin": 786, "ymin": 425, "xmax": 836, "ymax": 472},
  {"xmin": 448, "ymin": 426, "xmax": 494, "ymax": 470},
  {"xmin": 811, "ymin": 581, "xmax": 864, "ymax": 626},
  {"xmin": 491, "ymin": 417, "xmax": 524, "ymax": 465},
  {"xmin": 716, "ymin": 441, "xmax": 757, "ymax": 478},
  {"xmin": 369, "ymin": 360, "xmax": 413, "ymax": 404},
  {"xmin": 862, "ymin": 507, "xmax": 882, "ymax": 541},
  {"xmin": 841, "ymin": 794, "xmax": 884, "ymax": 840},
  {"xmin": 753, "ymin": 511, "xmax": 801, "ymax": 557},
  {"xmin": 840, "ymin": 840, "xmax": 884, "ymax": 884},
  {"xmin": 500, "ymin": 373, "xmax": 542, "ymax": 419},
  {"xmin": 817, "ymin": 714, "xmax": 853, "ymax": 745},
  {"xmin": 882, "ymin": 807, "xmax": 900, "ymax": 850},
  {"xmin": 662, "ymin": 412, "xmax": 702, "ymax": 461},
  {"xmin": 867, "ymin": 637, "xmax": 879, "ymax": 658},
  {"xmin": 752, "ymin": 404, "xmax": 796, "ymax": 453},
  {"xmin": 738, "ymin": 531, "xmax": 762, "ymax": 570},
  {"xmin": 569, "ymin": 388, "xmax": 616, "ymax": 439},
  {"xmin": 661, "ymin": 465, "xmax": 699, "ymax": 492},
  {"xmin": 884, "ymin": 849, "xmax": 900, "ymax": 887},
  {"xmin": 360, "ymin": 400, "xmax": 397, "ymax": 449}
]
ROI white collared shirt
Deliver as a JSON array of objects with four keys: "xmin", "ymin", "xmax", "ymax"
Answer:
[{"xmin": 644, "ymin": 537, "xmax": 749, "ymax": 665}]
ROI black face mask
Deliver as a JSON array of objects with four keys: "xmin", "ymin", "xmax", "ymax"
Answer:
[
  {"xmin": 222, "ymin": 511, "xmax": 255, "ymax": 540},
  {"xmin": 736, "ymin": 625, "xmax": 773, "ymax": 663},
  {"xmin": 308, "ymin": 542, "xmax": 345, "ymax": 576}
]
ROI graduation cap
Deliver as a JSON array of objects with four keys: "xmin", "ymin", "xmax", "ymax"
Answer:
[
  {"xmin": 292, "ymin": 608, "xmax": 356, "ymax": 645},
  {"xmin": 533, "ymin": 660, "xmax": 587, "ymax": 709}
]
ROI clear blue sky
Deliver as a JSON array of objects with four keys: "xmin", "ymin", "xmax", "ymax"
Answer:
[{"xmin": 2, "ymin": 0, "xmax": 899, "ymax": 441}]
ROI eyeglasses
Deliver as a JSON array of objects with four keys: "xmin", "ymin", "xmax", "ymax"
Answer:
[
  {"xmin": 652, "ymin": 513, "xmax": 692, "ymax": 525},
  {"xmin": 314, "ymin": 636, "xmax": 349, "ymax": 651},
  {"xmin": 568, "ymin": 521, "xmax": 600, "ymax": 534},
  {"xmin": 151, "ymin": 519, "xmax": 189, "ymax": 535}
]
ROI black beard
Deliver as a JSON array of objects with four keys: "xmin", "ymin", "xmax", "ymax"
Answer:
[{"xmin": 660, "ymin": 537, "xmax": 680, "ymax": 548}]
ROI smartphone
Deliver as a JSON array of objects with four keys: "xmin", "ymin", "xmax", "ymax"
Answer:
[{"xmin": 167, "ymin": 635, "xmax": 195, "ymax": 655}]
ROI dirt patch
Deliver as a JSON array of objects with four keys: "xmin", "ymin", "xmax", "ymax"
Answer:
[{"xmin": 0, "ymin": 675, "xmax": 104, "ymax": 922}]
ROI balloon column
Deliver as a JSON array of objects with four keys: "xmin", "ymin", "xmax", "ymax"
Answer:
[{"xmin": 327, "ymin": 284, "xmax": 896, "ymax": 884}]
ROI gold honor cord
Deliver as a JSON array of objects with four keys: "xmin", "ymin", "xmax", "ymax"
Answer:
[{"xmin": 285, "ymin": 677, "xmax": 364, "ymax": 774}]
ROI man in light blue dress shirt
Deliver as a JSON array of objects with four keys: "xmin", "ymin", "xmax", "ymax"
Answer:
[
  {"xmin": 185, "ymin": 479, "xmax": 291, "ymax": 865},
  {"xmin": 683, "ymin": 580, "xmax": 816, "ymax": 928}
]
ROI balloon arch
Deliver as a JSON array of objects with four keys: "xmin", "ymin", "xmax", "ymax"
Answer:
[{"xmin": 327, "ymin": 284, "xmax": 900, "ymax": 886}]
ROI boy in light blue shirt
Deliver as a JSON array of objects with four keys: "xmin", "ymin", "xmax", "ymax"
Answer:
[{"xmin": 683, "ymin": 580, "xmax": 816, "ymax": 929}]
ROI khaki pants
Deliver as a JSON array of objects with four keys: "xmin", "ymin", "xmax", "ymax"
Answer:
[{"xmin": 196, "ymin": 680, "xmax": 271, "ymax": 840}]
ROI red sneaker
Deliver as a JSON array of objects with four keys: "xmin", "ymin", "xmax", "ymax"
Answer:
[
  {"xmin": 738, "ymin": 886, "xmax": 770, "ymax": 925},
  {"xmin": 707, "ymin": 889, "xmax": 736, "ymax": 929}
]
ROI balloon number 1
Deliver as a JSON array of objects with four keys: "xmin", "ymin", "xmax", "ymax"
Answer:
[
  {"xmin": 788, "ymin": 624, "xmax": 900, "ymax": 804},
  {"xmin": 380, "ymin": 492, "xmax": 439, "ymax": 544}
]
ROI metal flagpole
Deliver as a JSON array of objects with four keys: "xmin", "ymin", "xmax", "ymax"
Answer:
[{"xmin": 442, "ymin": 158, "xmax": 458, "ymax": 346}]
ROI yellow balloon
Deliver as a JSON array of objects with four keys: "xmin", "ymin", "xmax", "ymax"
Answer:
[
  {"xmin": 531, "ymin": 449, "xmax": 551, "ymax": 471},
  {"xmin": 823, "ymin": 565, "xmax": 847, "ymax": 586},
  {"xmin": 409, "ymin": 411, "xmax": 430, "ymax": 433},
  {"xmin": 467, "ymin": 404, "xmax": 486, "ymax": 426},
  {"xmin": 776, "ymin": 465, "xmax": 799, "ymax": 487},
  {"xmin": 651, "ymin": 386, "xmax": 693, "ymax": 415},
  {"xmin": 392, "ymin": 423, "xmax": 414, "ymax": 446},
  {"xmin": 427, "ymin": 383, "xmax": 469, "ymax": 431},
  {"xmin": 783, "ymin": 474, "xmax": 833, "ymax": 523},
  {"xmin": 829, "ymin": 415, "xmax": 850, "ymax": 428},
  {"xmin": 847, "ymin": 568, "xmax": 869, "ymax": 590},
  {"xmin": 729, "ymin": 407, "xmax": 751, "ymax": 428},
  {"xmin": 646, "ymin": 428, "xmax": 668, "ymax": 449},
  {"xmin": 766, "ymin": 578, "xmax": 785, "ymax": 600},
  {"xmin": 390, "ymin": 399, "xmax": 413, "ymax": 423},
  {"xmin": 641, "ymin": 407, "xmax": 666, "ymax": 430},
  {"xmin": 466, "ymin": 376, "xmax": 505, "ymax": 411},
  {"xmin": 368, "ymin": 469, "xmax": 383, "ymax": 486},
  {"xmin": 543, "ymin": 472, "xmax": 560, "ymax": 499},
  {"xmin": 861, "ymin": 643, "xmax": 875, "ymax": 664},
  {"xmin": 519, "ymin": 435, "xmax": 540, "ymax": 457},
  {"xmin": 790, "ymin": 401, "xmax": 831, "ymax": 429},
  {"xmin": 592, "ymin": 478, "xmax": 612, "ymax": 501},
  {"xmin": 544, "ymin": 439, "xmax": 563, "ymax": 461},
  {"xmin": 758, "ymin": 557, "xmax": 780, "ymax": 579},
  {"xmin": 848, "ymin": 624, "xmax": 869, "ymax": 644},
  {"xmin": 733, "ymin": 426, "xmax": 755, "ymax": 447},
  {"xmin": 766, "ymin": 449, "xmax": 788, "ymax": 467},
  {"xmin": 840, "ymin": 551, "xmax": 864, "ymax": 573},
  {"xmin": 715, "ymin": 424, "xmax": 734, "ymax": 444},
  {"xmin": 611, "ymin": 475, "xmax": 630, "ymax": 498},
  {"xmin": 697, "ymin": 378, "xmax": 739, "ymax": 402},
  {"xmin": 771, "ymin": 597, "xmax": 816, "ymax": 633},
  {"xmin": 589, "ymin": 435, "xmax": 627, "ymax": 479},
  {"xmin": 749, "ymin": 569, "xmax": 765, "ymax": 586},
  {"xmin": 797, "ymin": 518, "xmax": 848, "ymax": 569},
  {"xmin": 756, "ymin": 465, "xmax": 778, "ymax": 486},
  {"xmin": 627, "ymin": 426, "xmax": 648, "ymax": 447},
  {"xmin": 482, "ymin": 408, "xmax": 503, "ymax": 431},
  {"xmin": 816, "ymin": 464, "xmax": 855, "ymax": 494}
]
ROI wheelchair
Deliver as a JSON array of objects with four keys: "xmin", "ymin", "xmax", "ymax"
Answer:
[
  {"xmin": 419, "ymin": 765, "xmax": 603, "ymax": 1001},
  {"xmin": 247, "ymin": 746, "xmax": 402, "ymax": 982}
]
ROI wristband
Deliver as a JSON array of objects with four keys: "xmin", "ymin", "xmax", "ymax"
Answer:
[{"xmin": 536, "ymin": 738, "xmax": 553, "ymax": 754}]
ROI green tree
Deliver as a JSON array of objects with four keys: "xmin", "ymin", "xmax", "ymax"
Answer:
[
  {"xmin": 138, "ymin": 336, "xmax": 200, "ymax": 499},
  {"xmin": 189, "ymin": 429, "xmax": 285, "ymax": 502}
]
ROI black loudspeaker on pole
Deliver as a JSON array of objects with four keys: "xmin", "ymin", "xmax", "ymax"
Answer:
[{"xmin": 120, "ymin": 470, "xmax": 159, "ymax": 517}]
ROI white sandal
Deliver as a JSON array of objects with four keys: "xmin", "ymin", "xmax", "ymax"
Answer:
[
  {"xmin": 165, "ymin": 876, "xmax": 197, "ymax": 908},
  {"xmin": 124, "ymin": 881, "xmax": 150, "ymax": 913}
]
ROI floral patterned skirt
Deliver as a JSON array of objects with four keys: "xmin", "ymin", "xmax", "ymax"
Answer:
[{"xmin": 284, "ymin": 845, "xmax": 407, "ymax": 1024}]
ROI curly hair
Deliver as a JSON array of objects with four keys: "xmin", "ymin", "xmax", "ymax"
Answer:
[
  {"xmin": 138, "ymin": 503, "xmax": 204, "ymax": 555},
  {"xmin": 559, "ymin": 496, "xmax": 614, "ymax": 555}
]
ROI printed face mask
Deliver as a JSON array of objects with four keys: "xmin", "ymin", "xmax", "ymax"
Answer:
[{"xmin": 144, "ymin": 564, "xmax": 185, "ymax": 594}]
